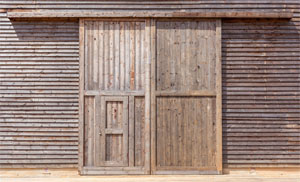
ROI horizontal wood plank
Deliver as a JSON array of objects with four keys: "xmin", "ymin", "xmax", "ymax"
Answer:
[{"xmin": 7, "ymin": 10, "xmax": 293, "ymax": 19}]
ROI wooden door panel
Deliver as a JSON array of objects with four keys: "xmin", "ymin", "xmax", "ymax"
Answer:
[
  {"xmin": 156, "ymin": 97, "xmax": 216, "ymax": 169},
  {"xmin": 151, "ymin": 19, "xmax": 222, "ymax": 174},
  {"xmin": 98, "ymin": 96, "xmax": 128, "ymax": 167},
  {"xmin": 84, "ymin": 20, "xmax": 146, "ymax": 91},
  {"xmin": 156, "ymin": 21, "xmax": 217, "ymax": 91},
  {"xmin": 80, "ymin": 18, "xmax": 220, "ymax": 175},
  {"xmin": 80, "ymin": 19, "xmax": 150, "ymax": 174}
]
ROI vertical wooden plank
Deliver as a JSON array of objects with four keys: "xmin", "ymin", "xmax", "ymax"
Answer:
[
  {"xmin": 163, "ymin": 22, "xmax": 170, "ymax": 91},
  {"xmin": 186, "ymin": 98, "xmax": 193, "ymax": 167},
  {"xmin": 78, "ymin": 19, "xmax": 85, "ymax": 173},
  {"xmin": 196, "ymin": 21, "xmax": 203, "ymax": 90},
  {"xmin": 100, "ymin": 97, "xmax": 107, "ymax": 166},
  {"xmin": 144, "ymin": 18, "xmax": 152, "ymax": 174},
  {"xmin": 125, "ymin": 22, "xmax": 130, "ymax": 90},
  {"xmin": 109, "ymin": 22, "xmax": 114, "ymax": 90},
  {"xmin": 150, "ymin": 18, "xmax": 156, "ymax": 174},
  {"xmin": 169, "ymin": 22, "xmax": 176, "ymax": 91},
  {"xmin": 84, "ymin": 21, "xmax": 89, "ymax": 90},
  {"xmin": 122, "ymin": 97, "xmax": 129, "ymax": 166},
  {"xmin": 120, "ymin": 22, "xmax": 125, "ymax": 91},
  {"xmin": 134, "ymin": 97, "xmax": 145, "ymax": 166},
  {"xmin": 185, "ymin": 21, "xmax": 192, "ymax": 91},
  {"xmin": 111, "ymin": 101, "xmax": 117, "ymax": 161},
  {"xmin": 215, "ymin": 19, "xmax": 222, "ymax": 174},
  {"xmin": 157, "ymin": 98, "xmax": 164, "ymax": 167},
  {"xmin": 182, "ymin": 98, "xmax": 187, "ymax": 167},
  {"xmin": 140, "ymin": 22, "xmax": 145, "ymax": 91},
  {"xmin": 170, "ymin": 97, "xmax": 176, "ymax": 166},
  {"xmin": 87, "ymin": 97, "xmax": 95, "ymax": 166},
  {"xmin": 192, "ymin": 98, "xmax": 199, "ymax": 167},
  {"xmin": 99, "ymin": 21, "xmax": 104, "ymax": 90},
  {"xmin": 115, "ymin": 22, "xmax": 120, "ymax": 90},
  {"xmin": 93, "ymin": 21, "xmax": 99, "ymax": 89},
  {"xmin": 128, "ymin": 96, "xmax": 135, "ymax": 167},
  {"xmin": 180, "ymin": 21, "xmax": 186, "ymax": 91},
  {"xmin": 130, "ymin": 22, "xmax": 136, "ymax": 90},
  {"xmin": 135, "ymin": 22, "xmax": 141, "ymax": 90},
  {"xmin": 165, "ymin": 98, "xmax": 171, "ymax": 166},
  {"xmin": 177, "ymin": 98, "xmax": 183, "ymax": 167},
  {"xmin": 104, "ymin": 21, "xmax": 109, "ymax": 90},
  {"xmin": 88, "ymin": 22, "xmax": 93, "ymax": 90},
  {"xmin": 117, "ymin": 101, "xmax": 122, "ymax": 161},
  {"xmin": 155, "ymin": 22, "xmax": 162, "ymax": 91},
  {"xmin": 94, "ymin": 95, "xmax": 101, "ymax": 166},
  {"xmin": 206, "ymin": 98, "xmax": 213, "ymax": 167}
]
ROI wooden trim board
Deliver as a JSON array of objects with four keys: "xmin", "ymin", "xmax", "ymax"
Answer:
[
  {"xmin": 78, "ymin": 18, "xmax": 85, "ymax": 174},
  {"xmin": 150, "ymin": 19, "xmax": 157, "ymax": 175},
  {"xmin": 7, "ymin": 10, "xmax": 293, "ymax": 19},
  {"xmin": 215, "ymin": 19, "xmax": 223, "ymax": 174}
]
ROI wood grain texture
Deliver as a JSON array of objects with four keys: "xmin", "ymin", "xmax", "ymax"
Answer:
[
  {"xmin": 84, "ymin": 20, "xmax": 146, "ymax": 91},
  {"xmin": 3, "ymin": 0, "xmax": 296, "ymax": 19},
  {"xmin": 80, "ymin": 19, "xmax": 148, "ymax": 174},
  {"xmin": 6, "ymin": 11, "xmax": 293, "ymax": 19},
  {"xmin": 152, "ymin": 19, "xmax": 221, "ymax": 174},
  {"xmin": 156, "ymin": 20, "xmax": 217, "ymax": 92},
  {"xmin": 156, "ymin": 97, "xmax": 217, "ymax": 169},
  {"xmin": 222, "ymin": 18, "xmax": 300, "ymax": 168},
  {"xmin": 1, "ymin": 0, "xmax": 300, "ymax": 169},
  {"xmin": 0, "ymin": 12, "xmax": 79, "ymax": 168}
]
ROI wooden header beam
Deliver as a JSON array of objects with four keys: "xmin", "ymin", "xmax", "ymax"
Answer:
[{"xmin": 7, "ymin": 10, "xmax": 293, "ymax": 19}]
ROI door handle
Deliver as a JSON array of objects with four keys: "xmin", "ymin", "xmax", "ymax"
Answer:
[{"xmin": 99, "ymin": 132, "xmax": 102, "ymax": 136}]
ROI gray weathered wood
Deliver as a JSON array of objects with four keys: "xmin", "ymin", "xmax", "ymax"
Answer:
[
  {"xmin": 152, "ymin": 19, "xmax": 222, "ymax": 174},
  {"xmin": 7, "ymin": 10, "xmax": 293, "ymax": 19},
  {"xmin": 79, "ymin": 19, "xmax": 148, "ymax": 174}
]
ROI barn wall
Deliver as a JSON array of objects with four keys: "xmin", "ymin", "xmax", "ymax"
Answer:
[
  {"xmin": 0, "ymin": 12, "xmax": 79, "ymax": 168},
  {"xmin": 222, "ymin": 18, "xmax": 300, "ymax": 168},
  {"xmin": 0, "ymin": 1, "xmax": 299, "ymax": 168}
]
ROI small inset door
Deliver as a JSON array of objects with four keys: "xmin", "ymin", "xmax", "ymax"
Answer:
[{"xmin": 95, "ymin": 96, "xmax": 128, "ymax": 167}]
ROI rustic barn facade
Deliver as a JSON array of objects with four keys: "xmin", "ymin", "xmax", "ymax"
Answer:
[{"xmin": 0, "ymin": 0, "xmax": 299, "ymax": 175}]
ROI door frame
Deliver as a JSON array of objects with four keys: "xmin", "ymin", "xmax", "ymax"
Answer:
[{"xmin": 78, "ymin": 18, "xmax": 222, "ymax": 175}]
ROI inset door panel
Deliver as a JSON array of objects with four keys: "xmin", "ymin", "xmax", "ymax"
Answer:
[
  {"xmin": 156, "ymin": 97, "xmax": 216, "ymax": 169},
  {"xmin": 96, "ymin": 96, "xmax": 128, "ymax": 167},
  {"xmin": 84, "ymin": 20, "xmax": 147, "ymax": 91}
]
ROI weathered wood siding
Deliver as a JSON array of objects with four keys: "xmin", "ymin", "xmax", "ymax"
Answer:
[
  {"xmin": 222, "ymin": 18, "xmax": 300, "ymax": 167},
  {"xmin": 0, "ymin": 12, "xmax": 79, "ymax": 168},
  {"xmin": 0, "ymin": 1, "xmax": 295, "ymax": 12},
  {"xmin": 0, "ymin": 1, "xmax": 299, "ymax": 169}
]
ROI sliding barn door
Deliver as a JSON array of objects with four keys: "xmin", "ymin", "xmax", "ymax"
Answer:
[
  {"xmin": 79, "ymin": 18, "xmax": 221, "ymax": 175},
  {"xmin": 151, "ymin": 19, "xmax": 222, "ymax": 174},
  {"xmin": 79, "ymin": 19, "xmax": 151, "ymax": 175}
]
